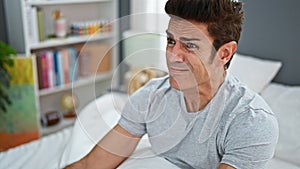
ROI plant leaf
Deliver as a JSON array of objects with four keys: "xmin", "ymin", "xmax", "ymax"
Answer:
[{"xmin": 0, "ymin": 41, "xmax": 17, "ymax": 59}]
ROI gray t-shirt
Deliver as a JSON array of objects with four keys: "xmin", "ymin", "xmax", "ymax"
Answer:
[{"xmin": 118, "ymin": 74, "xmax": 279, "ymax": 169}]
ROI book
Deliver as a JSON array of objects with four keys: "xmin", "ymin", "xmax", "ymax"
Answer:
[
  {"xmin": 35, "ymin": 52, "xmax": 49, "ymax": 89},
  {"xmin": 36, "ymin": 53, "xmax": 44, "ymax": 89},
  {"xmin": 53, "ymin": 51, "xmax": 60, "ymax": 86},
  {"xmin": 39, "ymin": 51, "xmax": 49, "ymax": 89},
  {"xmin": 68, "ymin": 48, "xmax": 79, "ymax": 83},
  {"xmin": 61, "ymin": 49, "xmax": 70, "ymax": 84},
  {"xmin": 25, "ymin": 6, "xmax": 39, "ymax": 44},
  {"xmin": 46, "ymin": 51, "xmax": 55, "ymax": 88},
  {"xmin": 77, "ymin": 47, "xmax": 90, "ymax": 77},
  {"xmin": 56, "ymin": 50, "xmax": 64, "ymax": 85},
  {"xmin": 0, "ymin": 57, "xmax": 40, "ymax": 151},
  {"xmin": 30, "ymin": 6, "xmax": 39, "ymax": 44},
  {"xmin": 37, "ymin": 8, "xmax": 45, "ymax": 42}
]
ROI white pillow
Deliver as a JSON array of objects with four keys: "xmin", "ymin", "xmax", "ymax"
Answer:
[
  {"xmin": 228, "ymin": 53, "xmax": 282, "ymax": 93},
  {"xmin": 261, "ymin": 83, "xmax": 300, "ymax": 166}
]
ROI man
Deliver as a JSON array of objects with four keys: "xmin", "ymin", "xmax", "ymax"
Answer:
[{"xmin": 65, "ymin": 0, "xmax": 278, "ymax": 168}]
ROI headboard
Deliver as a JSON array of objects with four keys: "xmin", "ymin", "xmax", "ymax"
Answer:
[{"xmin": 237, "ymin": 0, "xmax": 300, "ymax": 85}]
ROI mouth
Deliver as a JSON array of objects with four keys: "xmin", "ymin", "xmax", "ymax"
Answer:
[{"xmin": 169, "ymin": 66, "xmax": 190, "ymax": 74}]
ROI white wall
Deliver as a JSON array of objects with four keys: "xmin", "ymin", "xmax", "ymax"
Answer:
[
  {"xmin": 122, "ymin": 0, "xmax": 168, "ymax": 71},
  {"xmin": 130, "ymin": 0, "xmax": 168, "ymax": 32}
]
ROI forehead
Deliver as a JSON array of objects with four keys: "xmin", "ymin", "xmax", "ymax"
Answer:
[{"xmin": 167, "ymin": 18, "xmax": 213, "ymax": 42}]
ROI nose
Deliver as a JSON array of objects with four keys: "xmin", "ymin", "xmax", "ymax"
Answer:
[{"xmin": 167, "ymin": 42, "xmax": 185, "ymax": 63}]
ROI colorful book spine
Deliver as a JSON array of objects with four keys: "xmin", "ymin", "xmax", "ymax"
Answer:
[
  {"xmin": 57, "ymin": 50, "xmax": 64, "ymax": 85},
  {"xmin": 62, "ymin": 49, "xmax": 70, "ymax": 84},
  {"xmin": 36, "ymin": 53, "xmax": 43, "ymax": 89},
  {"xmin": 46, "ymin": 51, "xmax": 55, "ymax": 88},
  {"xmin": 35, "ymin": 46, "xmax": 85, "ymax": 88},
  {"xmin": 53, "ymin": 51, "xmax": 60, "ymax": 86},
  {"xmin": 30, "ymin": 7, "xmax": 39, "ymax": 44},
  {"xmin": 68, "ymin": 48, "xmax": 79, "ymax": 83},
  {"xmin": 25, "ymin": 6, "xmax": 39, "ymax": 44},
  {"xmin": 78, "ymin": 51, "xmax": 90, "ymax": 77},
  {"xmin": 39, "ymin": 52, "xmax": 49, "ymax": 89},
  {"xmin": 37, "ymin": 8, "xmax": 45, "ymax": 42}
]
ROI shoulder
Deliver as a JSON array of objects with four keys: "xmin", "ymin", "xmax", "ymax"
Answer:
[
  {"xmin": 119, "ymin": 76, "xmax": 171, "ymax": 134},
  {"xmin": 223, "ymin": 74, "xmax": 278, "ymax": 143},
  {"xmin": 226, "ymin": 107, "xmax": 279, "ymax": 142},
  {"xmin": 223, "ymin": 73, "xmax": 275, "ymax": 117},
  {"xmin": 217, "ymin": 74, "xmax": 279, "ymax": 168}
]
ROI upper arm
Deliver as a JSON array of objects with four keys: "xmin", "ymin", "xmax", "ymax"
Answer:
[
  {"xmin": 97, "ymin": 124, "xmax": 142, "ymax": 157},
  {"xmin": 66, "ymin": 124, "xmax": 141, "ymax": 169},
  {"xmin": 218, "ymin": 163, "xmax": 236, "ymax": 169},
  {"xmin": 220, "ymin": 109, "xmax": 278, "ymax": 169}
]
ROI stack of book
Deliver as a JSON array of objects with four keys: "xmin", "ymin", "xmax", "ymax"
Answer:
[
  {"xmin": 36, "ymin": 47, "xmax": 79, "ymax": 89},
  {"xmin": 35, "ymin": 43, "xmax": 112, "ymax": 90}
]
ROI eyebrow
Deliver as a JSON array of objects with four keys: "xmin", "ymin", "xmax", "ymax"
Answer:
[
  {"xmin": 166, "ymin": 30, "xmax": 201, "ymax": 42},
  {"xmin": 166, "ymin": 30, "xmax": 173, "ymax": 37}
]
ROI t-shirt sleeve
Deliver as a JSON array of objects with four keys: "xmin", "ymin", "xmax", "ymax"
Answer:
[
  {"xmin": 118, "ymin": 93, "xmax": 147, "ymax": 136},
  {"xmin": 118, "ymin": 80, "xmax": 158, "ymax": 137},
  {"xmin": 221, "ymin": 108, "xmax": 279, "ymax": 169}
]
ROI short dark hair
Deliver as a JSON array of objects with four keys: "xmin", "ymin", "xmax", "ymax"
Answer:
[{"xmin": 165, "ymin": 0, "xmax": 244, "ymax": 68}]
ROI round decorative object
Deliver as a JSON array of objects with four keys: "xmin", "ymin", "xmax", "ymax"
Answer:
[
  {"xmin": 126, "ymin": 67, "xmax": 167, "ymax": 95},
  {"xmin": 60, "ymin": 93, "xmax": 79, "ymax": 118}
]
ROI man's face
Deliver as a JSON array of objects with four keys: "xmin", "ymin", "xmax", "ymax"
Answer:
[{"xmin": 166, "ymin": 18, "xmax": 218, "ymax": 91}]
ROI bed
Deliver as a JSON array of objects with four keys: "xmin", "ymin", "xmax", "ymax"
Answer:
[
  {"xmin": 0, "ymin": 52, "xmax": 299, "ymax": 169},
  {"xmin": 2, "ymin": 0, "xmax": 300, "ymax": 168}
]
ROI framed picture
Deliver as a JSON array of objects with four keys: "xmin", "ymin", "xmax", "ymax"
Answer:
[{"xmin": 0, "ymin": 57, "xmax": 40, "ymax": 151}]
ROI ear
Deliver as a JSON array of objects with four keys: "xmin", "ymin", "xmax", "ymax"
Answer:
[{"xmin": 217, "ymin": 41, "xmax": 237, "ymax": 66}]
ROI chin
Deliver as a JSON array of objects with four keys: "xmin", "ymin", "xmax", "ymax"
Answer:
[
  {"xmin": 169, "ymin": 75, "xmax": 200, "ymax": 91},
  {"xmin": 169, "ymin": 76, "xmax": 188, "ymax": 91}
]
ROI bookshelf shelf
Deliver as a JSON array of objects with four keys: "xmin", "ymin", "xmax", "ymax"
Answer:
[
  {"xmin": 39, "ymin": 72, "xmax": 113, "ymax": 96},
  {"xmin": 29, "ymin": 33, "xmax": 114, "ymax": 50},
  {"xmin": 41, "ymin": 118, "xmax": 75, "ymax": 136},
  {"xmin": 27, "ymin": 0, "xmax": 111, "ymax": 6}
]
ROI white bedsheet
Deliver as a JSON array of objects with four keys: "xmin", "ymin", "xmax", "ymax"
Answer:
[
  {"xmin": 0, "ymin": 127, "xmax": 73, "ymax": 169},
  {"xmin": 0, "ymin": 83, "xmax": 299, "ymax": 169}
]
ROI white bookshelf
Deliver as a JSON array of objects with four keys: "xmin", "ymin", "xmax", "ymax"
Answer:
[
  {"xmin": 29, "ymin": 32, "xmax": 114, "ymax": 50},
  {"xmin": 27, "ymin": 0, "xmax": 111, "ymax": 6},
  {"xmin": 39, "ymin": 72, "xmax": 113, "ymax": 96},
  {"xmin": 4, "ymin": 0, "xmax": 119, "ymax": 136}
]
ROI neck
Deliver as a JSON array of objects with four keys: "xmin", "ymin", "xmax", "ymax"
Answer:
[{"xmin": 183, "ymin": 72, "xmax": 226, "ymax": 112}]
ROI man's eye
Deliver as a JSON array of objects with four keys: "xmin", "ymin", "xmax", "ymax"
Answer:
[
  {"xmin": 185, "ymin": 42, "xmax": 199, "ymax": 49},
  {"xmin": 167, "ymin": 37, "xmax": 176, "ymax": 46}
]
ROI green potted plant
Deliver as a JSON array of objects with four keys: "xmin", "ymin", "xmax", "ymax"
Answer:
[{"xmin": 0, "ymin": 41, "xmax": 16, "ymax": 112}]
